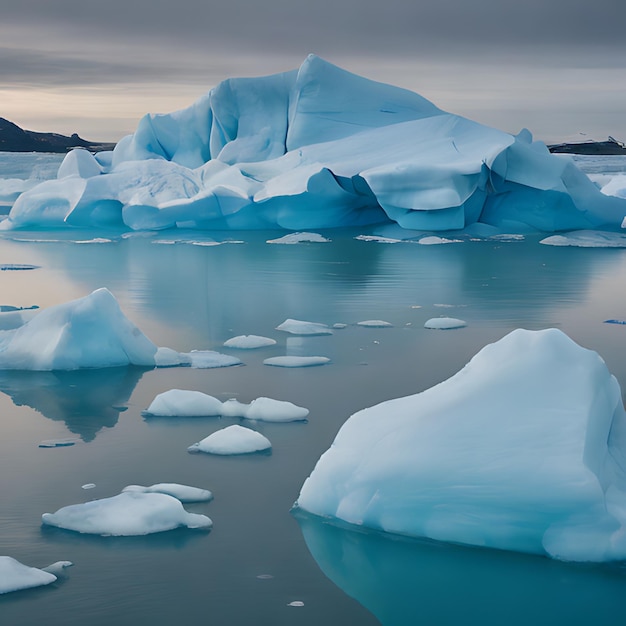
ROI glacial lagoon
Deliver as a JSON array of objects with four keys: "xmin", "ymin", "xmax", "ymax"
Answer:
[{"xmin": 1, "ymin": 153, "xmax": 626, "ymax": 624}]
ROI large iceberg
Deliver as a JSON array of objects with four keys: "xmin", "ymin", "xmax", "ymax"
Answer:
[
  {"xmin": 296, "ymin": 328, "xmax": 626, "ymax": 562},
  {"xmin": 3, "ymin": 56, "xmax": 626, "ymax": 233}
]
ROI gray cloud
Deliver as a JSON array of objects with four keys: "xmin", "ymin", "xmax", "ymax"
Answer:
[{"xmin": 1, "ymin": 0, "xmax": 624, "ymax": 142}]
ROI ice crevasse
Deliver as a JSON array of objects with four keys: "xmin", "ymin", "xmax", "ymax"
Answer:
[
  {"xmin": 296, "ymin": 328, "xmax": 626, "ymax": 562},
  {"xmin": 3, "ymin": 55, "xmax": 626, "ymax": 233}
]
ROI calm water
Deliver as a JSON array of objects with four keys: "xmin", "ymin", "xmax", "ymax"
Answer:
[{"xmin": 1, "ymin": 155, "xmax": 626, "ymax": 625}]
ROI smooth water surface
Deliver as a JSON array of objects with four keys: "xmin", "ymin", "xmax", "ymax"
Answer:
[{"xmin": 1, "ymin": 152, "xmax": 626, "ymax": 625}]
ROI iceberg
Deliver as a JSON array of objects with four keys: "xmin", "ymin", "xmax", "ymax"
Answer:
[
  {"xmin": 4, "ymin": 55, "xmax": 625, "ymax": 234},
  {"xmin": 188, "ymin": 424, "xmax": 271, "ymax": 455},
  {"xmin": 0, "ymin": 288, "xmax": 157, "ymax": 370},
  {"xmin": 42, "ymin": 491, "xmax": 212, "ymax": 535},
  {"xmin": 296, "ymin": 328, "xmax": 626, "ymax": 562},
  {"xmin": 0, "ymin": 556, "xmax": 67, "ymax": 594}
]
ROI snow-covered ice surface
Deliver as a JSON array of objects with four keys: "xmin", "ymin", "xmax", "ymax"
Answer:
[
  {"xmin": 275, "ymin": 318, "xmax": 332, "ymax": 335},
  {"xmin": 122, "ymin": 483, "xmax": 213, "ymax": 503},
  {"xmin": 0, "ymin": 556, "xmax": 60, "ymax": 594},
  {"xmin": 188, "ymin": 425, "xmax": 272, "ymax": 455},
  {"xmin": 264, "ymin": 356, "xmax": 331, "ymax": 367},
  {"xmin": 41, "ymin": 491, "xmax": 212, "ymax": 535},
  {"xmin": 144, "ymin": 389, "xmax": 309, "ymax": 422},
  {"xmin": 424, "ymin": 317, "xmax": 467, "ymax": 329},
  {"xmin": 296, "ymin": 328, "xmax": 626, "ymax": 562},
  {"xmin": 3, "ymin": 56, "xmax": 626, "ymax": 234},
  {"xmin": 223, "ymin": 334, "xmax": 277, "ymax": 349},
  {"xmin": 540, "ymin": 230, "xmax": 626, "ymax": 247}
]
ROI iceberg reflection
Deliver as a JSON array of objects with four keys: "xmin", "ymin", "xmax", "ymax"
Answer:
[
  {"xmin": 0, "ymin": 367, "xmax": 146, "ymax": 441},
  {"xmin": 295, "ymin": 510, "xmax": 626, "ymax": 626}
]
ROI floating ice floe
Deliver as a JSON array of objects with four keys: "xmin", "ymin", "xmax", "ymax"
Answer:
[
  {"xmin": 354, "ymin": 235, "xmax": 403, "ymax": 243},
  {"xmin": 604, "ymin": 319, "xmax": 626, "ymax": 325},
  {"xmin": 356, "ymin": 320, "xmax": 393, "ymax": 328},
  {"xmin": 418, "ymin": 236, "xmax": 463, "ymax": 245},
  {"xmin": 179, "ymin": 350, "xmax": 243, "ymax": 369},
  {"xmin": 264, "ymin": 356, "xmax": 330, "ymax": 367},
  {"xmin": 144, "ymin": 389, "xmax": 309, "ymax": 422},
  {"xmin": 5, "ymin": 56, "xmax": 624, "ymax": 234},
  {"xmin": 223, "ymin": 335, "xmax": 277, "ymax": 349},
  {"xmin": 122, "ymin": 483, "xmax": 213, "ymax": 503},
  {"xmin": 0, "ymin": 557, "xmax": 72, "ymax": 594},
  {"xmin": 275, "ymin": 319, "xmax": 332, "ymax": 335},
  {"xmin": 296, "ymin": 328, "xmax": 626, "ymax": 562},
  {"xmin": 539, "ymin": 230, "xmax": 626, "ymax": 247},
  {"xmin": 42, "ymin": 491, "xmax": 212, "ymax": 535},
  {"xmin": 424, "ymin": 317, "xmax": 467, "ymax": 329},
  {"xmin": 188, "ymin": 425, "xmax": 271, "ymax": 455},
  {"xmin": 266, "ymin": 232, "xmax": 330, "ymax": 244},
  {"xmin": 332, "ymin": 323, "xmax": 347, "ymax": 329},
  {"xmin": 145, "ymin": 389, "xmax": 223, "ymax": 417}
]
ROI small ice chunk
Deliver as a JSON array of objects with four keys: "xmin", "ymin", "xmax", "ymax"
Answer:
[
  {"xmin": 264, "ymin": 356, "xmax": 330, "ymax": 367},
  {"xmin": 604, "ymin": 320, "xmax": 626, "ymax": 325},
  {"xmin": 223, "ymin": 335, "xmax": 277, "ymax": 349},
  {"xmin": 39, "ymin": 439, "xmax": 76, "ymax": 448},
  {"xmin": 144, "ymin": 389, "xmax": 223, "ymax": 417},
  {"xmin": 418, "ymin": 236, "xmax": 462, "ymax": 245},
  {"xmin": 122, "ymin": 483, "xmax": 213, "ymax": 503},
  {"xmin": 188, "ymin": 425, "xmax": 271, "ymax": 455},
  {"xmin": 246, "ymin": 397, "xmax": 309, "ymax": 422},
  {"xmin": 332, "ymin": 323, "xmax": 347, "ymax": 329},
  {"xmin": 354, "ymin": 235, "xmax": 402, "ymax": 243},
  {"xmin": 40, "ymin": 561, "xmax": 73, "ymax": 576},
  {"xmin": 424, "ymin": 317, "xmax": 467, "ymax": 330},
  {"xmin": 288, "ymin": 601, "xmax": 305, "ymax": 607},
  {"xmin": 256, "ymin": 574, "xmax": 274, "ymax": 579},
  {"xmin": 266, "ymin": 232, "xmax": 330, "ymax": 244},
  {"xmin": 181, "ymin": 350, "xmax": 243, "ymax": 369},
  {"xmin": 41, "ymin": 492, "xmax": 212, "ymax": 535},
  {"xmin": 275, "ymin": 319, "xmax": 332, "ymax": 335},
  {"xmin": 357, "ymin": 320, "xmax": 393, "ymax": 328},
  {"xmin": 81, "ymin": 483, "xmax": 96, "ymax": 490},
  {"xmin": 0, "ymin": 557, "xmax": 58, "ymax": 594}
]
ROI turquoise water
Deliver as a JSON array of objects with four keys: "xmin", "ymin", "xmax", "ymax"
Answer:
[{"xmin": 1, "ymin": 153, "xmax": 626, "ymax": 624}]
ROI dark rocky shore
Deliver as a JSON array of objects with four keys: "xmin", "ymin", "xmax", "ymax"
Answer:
[
  {"xmin": 0, "ymin": 117, "xmax": 116, "ymax": 153},
  {"xmin": 548, "ymin": 137, "xmax": 626, "ymax": 155}
]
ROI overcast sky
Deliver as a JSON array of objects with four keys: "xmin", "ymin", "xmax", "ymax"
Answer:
[{"xmin": 1, "ymin": 0, "xmax": 624, "ymax": 143}]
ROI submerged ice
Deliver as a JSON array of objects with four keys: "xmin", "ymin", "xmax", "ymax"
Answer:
[
  {"xmin": 4, "ymin": 55, "xmax": 625, "ymax": 234},
  {"xmin": 296, "ymin": 328, "xmax": 626, "ymax": 562}
]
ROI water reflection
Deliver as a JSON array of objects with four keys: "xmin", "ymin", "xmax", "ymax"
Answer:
[
  {"xmin": 295, "ymin": 510, "xmax": 626, "ymax": 626},
  {"xmin": 0, "ymin": 367, "xmax": 147, "ymax": 441}
]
